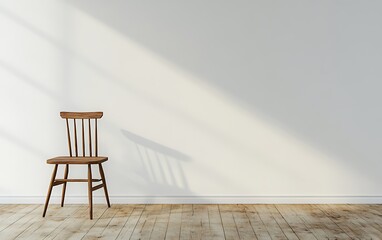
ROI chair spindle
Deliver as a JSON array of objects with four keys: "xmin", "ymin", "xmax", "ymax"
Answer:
[
  {"xmin": 88, "ymin": 119, "xmax": 92, "ymax": 157},
  {"xmin": 82, "ymin": 119, "xmax": 85, "ymax": 157},
  {"xmin": 65, "ymin": 118, "xmax": 72, "ymax": 157},
  {"xmin": 95, "ymin": 119, "xmax": 98, "ymax": 157},
  {"xmin": 74, "ymin": 119, "xmax": 78, "ymax": 157}
]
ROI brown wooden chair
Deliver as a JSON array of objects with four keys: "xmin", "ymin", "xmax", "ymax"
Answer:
[{"xmin": 42, "ymin": 112, "xmax": 110, "ymax": 219}]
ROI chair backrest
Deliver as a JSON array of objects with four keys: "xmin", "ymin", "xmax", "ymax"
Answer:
[{"xmin": 60, "ymin": 112, "xmax": 103, "ymax": 157}]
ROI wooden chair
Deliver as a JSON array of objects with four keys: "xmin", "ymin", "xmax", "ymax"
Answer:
[{"xmin": 42, "ymin": 112, "xmax": 110, "ymax": 219}]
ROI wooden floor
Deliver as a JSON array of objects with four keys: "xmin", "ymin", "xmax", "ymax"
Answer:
[{"xmin": 0, "ymin": 204, "xmax": 382, "ymax": 239}]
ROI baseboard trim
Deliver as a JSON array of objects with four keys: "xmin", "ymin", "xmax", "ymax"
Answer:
[{"xmin": 1, "ymin": 195, "xmax": 382, "ymax": 204}]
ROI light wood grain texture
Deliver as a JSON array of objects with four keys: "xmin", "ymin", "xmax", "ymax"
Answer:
[
  {"xmin": 219, "ymin": 204, "xmax": 241, "ymax": 240},
  {"xmin": 276, "ymin": 205, "xmax": 317, "ymax": 240},
  {"xmin": 179, "ymin": 204, "xmax": 193, "ymax": 239},
  {"xmin": 60, "ymin": 112, "xmax": 103, "ymax": 119},
  {"xmin": 318, "ymin": 204, "xmax": 382, "ymax": 239},
  {"xmin": 232, "ymin": 205, "xmax": 257, "ymax": 240},
  {"xmin": 43, "ymin": 205, "xmax": 89, "ymax": 240},
  {"xmin": 243, "ymin": 204, "xmax": 271, "ymax": 240},
  {"xmin": 264, "ymin": 205, "xmax": 299, "ymax": 240},
  {"xmin": 101, "ymin": 205, "xmax": 135, "ymax": 239},
  {"xmin": 1, "ymin": 204, "xmax": 382, "ymax": 239},
  {"xmin": 47, "ymin": 156, "xmax": 108, "ymax": 165},
  {"xmin": 82, "ymin": 206, "xmax": 119, "ymax": 240},
  {"xmin": 253, "ymin": 204, "xmax": 287, "ymax": 239},
  {"xmin": 0, "ymin": 205, "xmax": 43, "ymax": 239},
  {"xmin": 165, "ymin": 204, "xmax": 182, "ymax": 240},
  {"xmin": 290, "ymin": 204, "xmax": 349, "ymax": 239},
  {"xmin": 129, "ymin": 204, "xmax": 161, "ymax": 239},
  {"xmin": 16, "ymin": 205, "xmax": 82, "ymax": 240},
  {"xmin": 115, "ymin": 205, "xmax": 145, "ymax": 239},
  {"xmin": 151, "ymin": 204, "xmax": 171, "ymax": 239},
  {"xmin": 0, "ymin": 205, "xmax": 39, "ymax": 232}
]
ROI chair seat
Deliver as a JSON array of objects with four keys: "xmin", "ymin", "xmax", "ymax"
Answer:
[{"xmin": 47, "ymin": 156, "xmax": 108, "ymax": 164}]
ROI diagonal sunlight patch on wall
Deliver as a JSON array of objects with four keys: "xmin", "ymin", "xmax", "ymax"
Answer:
[{"xmin": 54, "ymin": 7, "xmax": 372, "ymax": 196}]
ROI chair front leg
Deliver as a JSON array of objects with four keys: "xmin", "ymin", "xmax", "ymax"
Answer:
[
  {"xmin": 98, "ymin": 163, "xmax": 111, "ymax": 208},
  {"xmin": 87, "ymin": 164, "xmax": 93, "ymax": 220},
  {"xmin": 61, "ymin": 164, "xmax": 69, "ymax": 207},
  {"xmin": 43, "ymin": 164, "xmax": 58, "ymax": 217}
]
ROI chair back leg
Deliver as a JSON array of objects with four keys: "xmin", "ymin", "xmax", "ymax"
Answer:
[{"xmin": 43, "ymin": 164, "xmax": 58, "ymax": 217}]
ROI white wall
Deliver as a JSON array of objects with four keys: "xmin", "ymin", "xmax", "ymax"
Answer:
[{"xmin": 1, "ymin": 0, "xmax": 382, "ymax": 204}]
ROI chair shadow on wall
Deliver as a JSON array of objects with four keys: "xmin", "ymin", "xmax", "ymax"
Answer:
[{"xmin": 121, "ymin": 129, "xmax": 192, "ymax": 196}]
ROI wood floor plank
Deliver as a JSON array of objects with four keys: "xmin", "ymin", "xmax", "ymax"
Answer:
[
  {"xmin": 0, "ymin": 205, "xmax": 20, "ymax": 223},
  {"xmin": 16, "ymin": 205, "xmax": 81, "ymax": 239},
  {"xmin": 368, "ymin": 204, "xmax": 382, "ymax": 216},
  {"xmin": 289, "ymin": 204, "xmax": 336, "ymax": 239},
  {"xmin": 233, "ymin": 204, "xmax": 258, "ymax": 240},
  {"xmin": 189, "ymin": 204, "xmax": 208, "ymax": 239},
  {"xmin": 265, "ymin": 205, "xmax": 299, "ymax": 240},
  {"xmin": 207, "ymin": 204, "xmax": 225, "ymax": 239},
  {"xmin": 254, "ymin": 205, "xmax": 288, "ymax": 240},
  {"xmin": 0, "ymin": 204, "xmax": 9, "ymax": 211},
  {"xmin": 100, "ymin": 204, "xmax": 135, "ymax": 239},
  {"xmin": 0, "ymin": 204, "xmax": 381, "ymax": 239},
  {"xmin": 243, "ymin": 204, "xmax": 272, "ymax": 240},
  {"xmin": 29, "ymin": 205, "xmax": 85, "ymax": 240},
  {"xmin": 43, "ymin": 205, "xmax": 88, "ymax": 240},
  {"xmin": 81, "ymin": 206, "xmax": 119, "ymax": 239},
  {"xmin": 151, "ymin": 204, "xmax": 171, "ymax": 240},
  {"xmin": 140, "ymin": 204, "xmax": 163, "ymax": 239},
  {"xmin": 0, "ymin": 205, "xmax": 43, "ymax": 240},
  {"xmin": 347, "ymin": 204, "xmax": 382, "ymax": 231},
  {"xmin": 199, "ymin": 204, "xmax": 213, "ymax": 239},
  {"xmin": 179, "ymin": 204, "xmax": 193, "ymax": 240},
  {"xmin": 62, "ymin": 205, "xmax": 108, "ymax": 240},
  {"xmin": 276, "ymin": 204, "xmax": 318, "ymax": 240},
  {"xmin": 45, "ymin": 205, "xmax": 102, "ymax": 240},
  {"xmin": 317, "ymin": 204, "xmax": 375, "ymax": 239},
  {"xmin": 115, "ymin": 204, "xmax": 145, "ymax": 240},
  {"xmin": 165, "ymin": 204, "xmax": 182, "ymax": 240},
  {"xmin": 333, "ymin": 204, "xmax": 382, "ymax": 237},
  {"xmin": 302, "ymin": 205, "xmax": 351, "ymax": 239},
  {"xmin": 362, "ymin": 204, "xmax": 382, "ymax": 217},
  {"xmin": 0, "ymin": 205, "xmax": 39, "ymax": 232},
  {"xmin": 0, "ymin": 205, "xmax": 16, "ymax": 220},
  {"xmin": 219, "ymin": 204, "xmax": 241, "ymax": 240},
  {"xmin": 129, "ymin": 204, "xmax": 161, "ymax": 239}
]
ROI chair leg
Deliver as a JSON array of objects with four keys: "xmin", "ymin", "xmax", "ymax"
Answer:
[
  {"xmin": 87, "ymin": 164, "xmax": 93, "ymax": 220},
  {"xmin": 61, "ymin": 164, "xmax": 69, "ymax": 207},
  {"xmin": 43, "ymin": 164, "xmax": 58, "ymax": 217},
  {"xmin": 98, "ymin": 163, "xmax": 111, "ymax": 208}
]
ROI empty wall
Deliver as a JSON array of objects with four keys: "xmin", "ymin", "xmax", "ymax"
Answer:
[{"xmin": 1, "ymin": 0, "xmax": 382, "ymax": 203}]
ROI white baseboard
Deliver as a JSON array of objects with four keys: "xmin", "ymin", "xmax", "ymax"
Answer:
[{"xmin": 1, "ymin": 195, "xmax": 382, "ymax": 204}]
